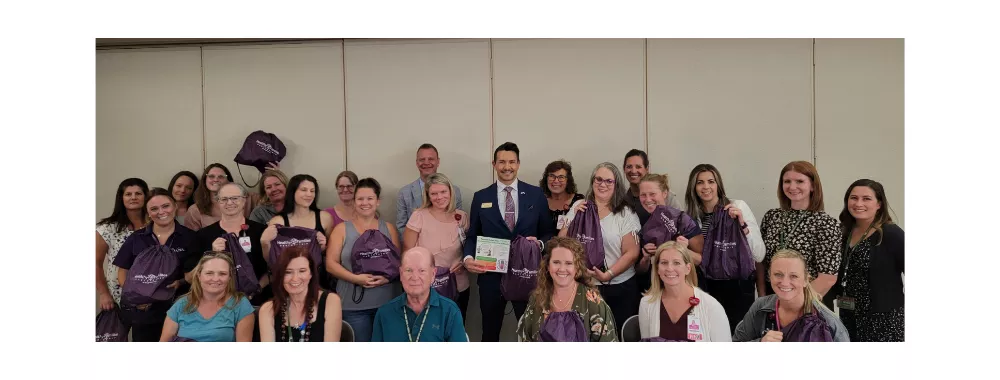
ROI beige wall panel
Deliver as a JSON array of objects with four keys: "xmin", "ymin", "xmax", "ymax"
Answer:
[
  {"xmin": 492, "ymin": 38, "xmax": 646, "ymax": 195},
  {"xmin": 343, "ymin": 39, "xmax": 493, "ymax": 220},
  {"xmin": 96, "ymin": 48, "xmax": 204, "ymax": 221},
  {"xmin": 202, "ymin": 43, "xmax": 346, "ymax": 208},
  {"xmin": 815, "ymin": 39, "xmax": 904, "ymax": 227},
  {"xmin": 646, "ymin": 39, "xmax": 814, "ymax": 218}
]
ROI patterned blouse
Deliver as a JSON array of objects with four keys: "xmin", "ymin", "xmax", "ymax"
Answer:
[
  {"xmin": 516, "ymin": 283, "xmax": 618, "ymax": 342},
  {"xmin": 760, "ymin": 209, "xmax": 842, "ymax": 280},
  {"xmin": 96, "ymin": 222, "xmax": 136, "ymax": 305}
]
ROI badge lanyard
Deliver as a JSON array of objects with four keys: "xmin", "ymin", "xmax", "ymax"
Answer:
[
  {"xmin": 404, "ymin": 305, "xmax": 430, "ymax": 342},
  {"xmin": 778, "ymin": 211, "xmax": 807, "ymax": 250},
  {"xmin": 840, "ymin": 224, "xmax": 875, "ymax": 288},
  {"xmin": 774, "ymin": 299, "xmax": 802, "ymax": 331}
]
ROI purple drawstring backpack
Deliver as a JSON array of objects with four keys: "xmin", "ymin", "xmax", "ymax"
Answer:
[
  {"xmin": 95, "ymin": 308, "xmax": 129, "ymax": 342},
  {"xmin": 781, "ymin": 309, "xmax": 835, "ymax": 342},
  {"xmin": 222, "ymin": 232, "xmax": 261, "ymax": 297},
  {"xmin": 539, "ymin": 311, "xmax": 589, "ymax": 342},
  {"xmin": 566, "ymin": 201, "xmax": 605, "ymax": 270},
  {"xmin": 233, "ymin": 130, "xmax": 286, "ymax": 187},
  {"xmin": 431, "ymin": 266, "xmax": 459, "ymax": 301},
  {"xmin": 501, "ymin": 236, "xmax": 541, "ymax": 302},
  {"xmin": 700, "ymin": 204, "xmax": 755, "ymax": 280},
  {"xmin": 121, "ymin": 245, "xmax": 179, "ymax": 305},
  {"xmin": 349, "ymin": 229, "xmax": 401, "ymax": 303},
  {"xmin": 641, "ymin": 205, "xmax": 699, "ymax": 248}
]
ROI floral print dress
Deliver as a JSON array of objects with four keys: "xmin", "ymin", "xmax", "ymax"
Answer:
[
  {"xmin": 97, "ymin": 222, "xmax": 135, "ymax": 305},
  {"xmin": 516, "ymin": 284, "xmax": 618, "ymax": 342}
]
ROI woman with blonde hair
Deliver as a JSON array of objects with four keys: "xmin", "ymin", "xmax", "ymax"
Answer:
[
  {"xmin": 733, "ymin": 249, "xmax": 849, "ymax": 342},
  {"xmin": 516, "ymin": 237, "xmax": 617, "ymax": 342},
  {"xmin": 249, "ymin": 169, "xmax": 289, "ymax": 225},
  {"xmin": 160, "ymin": 252, "xmax": 255, "ymax": 342},
  {"xmin": 402, "ymin": 173, "xmax": 471, "ymax": 320},
  {"xmin": 639, "ymin": 241, "xmax": 730, "ymax": 341}
]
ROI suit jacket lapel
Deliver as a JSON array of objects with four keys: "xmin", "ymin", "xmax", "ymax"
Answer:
[{"xmin": 411, "ymin": 179, "xmax": 423, "ymax": 206}]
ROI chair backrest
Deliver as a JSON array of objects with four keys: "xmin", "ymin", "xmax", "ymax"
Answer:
[
  {"xmin": 466, "ymin": 332, "xmax": 470, "ymax": 342},
  {"xmin": 341, "ymin": 320, "xmax": 355, "ymax": 342},
  {"xmin": 622, "ymin": 315, "xmax": 641, "ymax": 342}
]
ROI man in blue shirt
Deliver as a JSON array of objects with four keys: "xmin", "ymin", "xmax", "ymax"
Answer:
[{"xmin": 372, "ymin": 247, "xmax": 468, "ymax": 342}]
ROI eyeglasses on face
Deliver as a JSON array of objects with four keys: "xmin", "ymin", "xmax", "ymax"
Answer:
[
  {"xmin": 593, "ymin": 177, "xmax": 615, "ymax": 187},
  {"xmin": 216, "ymin": 196, "xmax": 245, "ymax": 204},
  {"xmin": 548, "ymin": 174, "xmax": 568, "ymax": 182}
]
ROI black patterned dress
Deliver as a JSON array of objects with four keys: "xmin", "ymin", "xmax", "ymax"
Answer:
[
  {"xmin": 760, "ymin": 209, "xmax": 842, "ymax": 296},
  {"xmin": 839, "ymin": 237, "xmax": 905, "ymax": 342}
]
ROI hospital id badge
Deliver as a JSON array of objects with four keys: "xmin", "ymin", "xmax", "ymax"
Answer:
[
  {"xmin": 837, "ymin": 296, "xmax": 856, "ymax": 311},
  {"xmin": 686, "ymin": 314, "xmax": 703, "ymax": 341},
  {"xmin": 239, "ymin": 236, "xmax": 252, "ymax": 253},
  {"xmin": 556, "ymin": 215, "xmax": 568, "ymax": 230}
]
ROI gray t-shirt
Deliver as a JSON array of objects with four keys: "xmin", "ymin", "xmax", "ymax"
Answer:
[
  {"xmin": 249, "ymin": 204, "xmax": 278, "ymax": 225},
  {"xmin": 336, "ymin": 220, "xmax": 401, "ymax": 311}
]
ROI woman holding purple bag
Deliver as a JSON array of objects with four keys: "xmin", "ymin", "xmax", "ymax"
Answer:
[
  {"xmin": 325, "ymin": 178, "xmax": 401, "ymax": 342},
  {"xmin": 732, "ymin": 249, "xmax": 848, "ymax": 342},
  {"xmin": 683, "ymin": 164, "xmax": 765, "ymax": 333},
  {"xmin": 516, "ymin": 237, "xmax": 617, "ymax": 342},
  {"xmin": 113, "ymin": 187, "xmax": 198, "ymax": 342},
  {"xmin": 636, "ymin": 173, "xmax": 703, "ymax": 295},
  {"xmin": 558, "ymin": 162, "xmax": 641, "ymax": 336},
  {"xmin": 402, "ymin": 173, "xmax": 471, "ymax": 321}
]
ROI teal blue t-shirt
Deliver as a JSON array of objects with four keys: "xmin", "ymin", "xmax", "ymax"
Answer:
[{"xmin": 167, "ymin": 295, "xmax": 254, "ymax": 342}]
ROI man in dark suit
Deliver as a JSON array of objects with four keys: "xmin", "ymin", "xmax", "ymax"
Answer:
[{"xmin": 463, "ymin": 142, "xmax": 554, "ymax": 342}]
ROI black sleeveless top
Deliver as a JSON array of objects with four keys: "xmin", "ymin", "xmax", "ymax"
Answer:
[
  {"xmin": 274, "ymin": 291, "xmax": 330, "ymax": 342},
  {"xmin": 281, "ymin": 210, "xmax": 325, "ymax": 233}
]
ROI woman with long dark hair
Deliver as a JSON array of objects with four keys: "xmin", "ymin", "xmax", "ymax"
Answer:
[
  {"xmin": 96, "ymin": 178, "xmax": 148, "ymax": 310},
  {"xmin": 258, "ymin": 246, "xmax": 343, "ymax": 342},
  {"xmin": 832, "ymin": 179, "xmax": 904, "ymax": 341},
  {"xmin": 167, "ymin": 171, "xmax": 199, "ymax": 225}
]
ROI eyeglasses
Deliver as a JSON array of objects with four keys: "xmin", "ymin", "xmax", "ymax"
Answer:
[
  {"xmin": 337, "ymin": 185, "xmax": 355, "ymax": 190},
  {"xmin": 547, "ymin": 174, "xmax": 568, "ymax": 182},
  {"xmin": 216, "ymin": 196, "xmax": 245, "ymax": 204},
  {"xmin": 594, "ymin": 177, "xmax": 615, "ymax": 187},
  {"xmin": 206, "ymin": 174, "xmax": 228, "ymax": 180}
]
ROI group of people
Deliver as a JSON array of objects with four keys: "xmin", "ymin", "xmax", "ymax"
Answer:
[{"xmin": 96, "ymin": 142, "xmax": 904, "ymax": 342}]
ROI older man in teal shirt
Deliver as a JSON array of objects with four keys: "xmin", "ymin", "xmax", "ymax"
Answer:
[{"xmin": 372, "ymin": 247, "xmax": 468, "ymax": 342}]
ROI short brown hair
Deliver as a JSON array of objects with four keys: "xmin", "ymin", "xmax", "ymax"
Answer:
[{"xmin": 777, "ymin": 161, "xmax": 825, "ymax": 212}]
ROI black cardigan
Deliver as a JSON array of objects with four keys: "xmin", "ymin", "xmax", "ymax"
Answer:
[{"xmin": 831, "ymin": 223, "xmax": 905, "ymax": 312}]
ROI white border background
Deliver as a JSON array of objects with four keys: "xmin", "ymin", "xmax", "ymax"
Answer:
[{"xmin": 3, "ymin": 0, "xmax": 996, "ymax": 377}]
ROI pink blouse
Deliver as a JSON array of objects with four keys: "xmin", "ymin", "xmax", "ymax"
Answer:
[{"xmin": 405, "ymin": 208, "xmax": 470, "ymax": 292}]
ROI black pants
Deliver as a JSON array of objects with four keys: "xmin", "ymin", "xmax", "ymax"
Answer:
[
  {"xmin": 478, "ymin": 277, "xmax": 527, "ymax": 342},
  {"xmin": 598, "ymin": 276, "xmax": 639, "ymax": 337},
  {"xmin": 457, "ymin": 289, "xmax": 471, "ymax": 325},
  {"xmin": 121, "ymin": 302, "xmax": 169, "ymax": 342},
  {"xmin": 764, "ymin": 281, "xmax": 835, "ymax": 310},
  {"xmin": 702, "ymin": 277, "xmax": 756, "ymax": 334}
]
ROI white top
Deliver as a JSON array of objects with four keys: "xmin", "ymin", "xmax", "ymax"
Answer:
[
  {"xmin": 96, "ymin": 223, "xmax": 136, "ymax": 304},
  {"xmin": 696, "ymin": 199, "xmax": 766, "ymax": 263},
  {"xmin": 639, "ymin": 287, "xmax": 732, "ymax": 342},
  {"xmin": 564, "ymin": 199, "xmax": 641, "ymax": 285},
  {"xmin": 496, "ymin": 179, "xmax": 520, "ymax": 225}
]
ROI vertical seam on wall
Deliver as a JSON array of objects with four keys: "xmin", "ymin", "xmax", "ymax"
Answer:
[
  {"xmin": 342, "ymin": 40, "xmax": 349, "ymax": 171},
  {"xmin": 489, "ymin": 38, "xmax": 496, "ymax": 183},
  {"xmin": 644, "ymin": 38, "xmax": 649, "ymax": 153},
  {"xmin": 811, "ymin": 38, "xmax": 817, "ymax": 165},
  {"xmin": 200, "ymin": 47, "xmax": 207, "ymax": 168}
]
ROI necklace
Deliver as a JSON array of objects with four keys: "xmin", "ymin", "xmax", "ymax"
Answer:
[
  {"xmin": 553, "ymin": 283, "xmax": 578, "ymax": 311},
  {"xmin": 281, "ymin": 301, "xmax": 313, "ymax": 342},
  {"xmin": 404, "ymin": 304, "xmax": 430, "ymax": 342}
]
